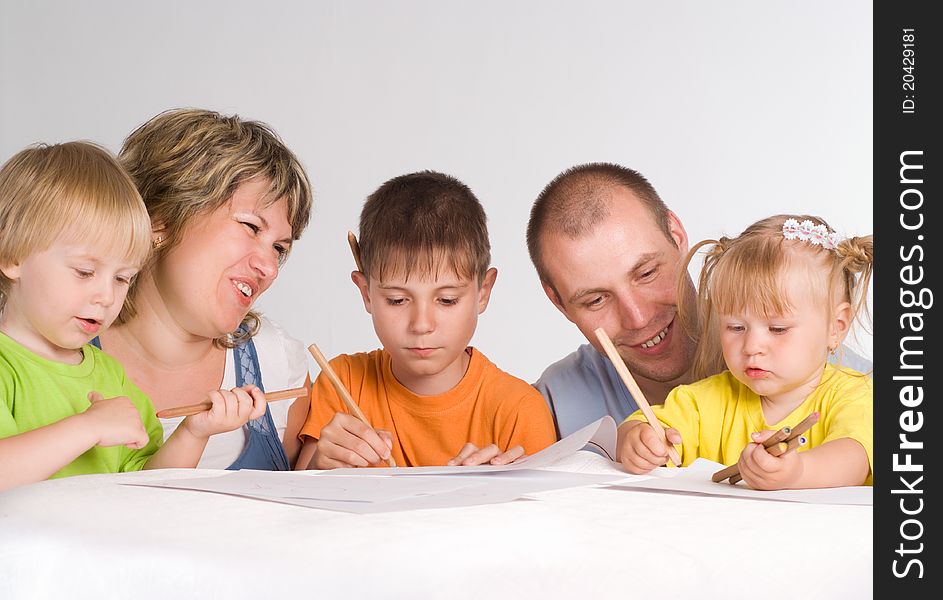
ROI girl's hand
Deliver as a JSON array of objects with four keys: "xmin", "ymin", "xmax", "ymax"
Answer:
[
  {"xmin": 617, "ymin": 420, "xmax": 681, "ymax": 474},
  {"xmin": 737, "ymin": 429, "xmax": 804, "ymax": 490}
]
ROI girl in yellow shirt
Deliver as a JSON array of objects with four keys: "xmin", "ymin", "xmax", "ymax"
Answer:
[{"xmin": 617, "ymin": 215, "xmax": 873, "ymax": 489}]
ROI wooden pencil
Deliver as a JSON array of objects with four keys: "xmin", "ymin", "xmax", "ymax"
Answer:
[
  {"xmin": 712, "ymin": 411, "xmax": 820, "ymax": 483},
  {"xmin": 307, "ymin": 343, "xmax": 396, "ymax": 468},
  {"xmin": 155, "ymin": 386, "xmax": 309, "ymax": 419},
  {"xmin": 348, "ymin": 230, "xmax": 364, "ymax": 272},
  {"xmin": 727, "ymin": 435, "xmax": 807, "ymax": 485},
  {"xmin": 711, "ymin": 426, "xmax": 792, "ymax": 483},
  {"xmin": 594, "ymin": 327, "xmax": 681, "ymax": 467}
]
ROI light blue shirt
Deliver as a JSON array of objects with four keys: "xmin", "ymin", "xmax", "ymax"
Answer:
[{"xmin": 535, "ymin": 343, "xmax": 873, "ymax": 441}]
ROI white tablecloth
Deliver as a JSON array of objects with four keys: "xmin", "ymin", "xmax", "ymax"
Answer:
[{"xmin": 0, "ymin": 453, "xmax": 872, "ymax": 599}]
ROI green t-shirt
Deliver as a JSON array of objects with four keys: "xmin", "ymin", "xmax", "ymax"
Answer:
[{"xmin": 0, "ymin": 331, "xmax": 163, "ymax": 478}]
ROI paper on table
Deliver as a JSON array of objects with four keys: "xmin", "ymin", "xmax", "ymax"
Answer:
[
  {"xmin": 329, "ymin": 415, "xmax": 619, "ymax": 476},
  {"xmin": 129, "ymin": 471, "xmax": 479, "ymax": 502},
  {"xmin": 606, "ymin": 458, "xmax": 873, "ymax": 506},
  {"xmin": 271, "ymin": 470, "xmax": 629, "ymax": 513},
  {"xmin": 123, "ymin": 466, "xmax": 628, "ymax": 513}
]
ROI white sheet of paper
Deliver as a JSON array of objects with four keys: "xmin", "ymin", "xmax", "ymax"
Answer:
[
  {"xmin": 607, "ymin": 458, "xmax": 873, "ymax": 505},
  {"xmin": 262, "ymin": 470, "xmax": 629, "ymax": 513},
  {"xmin": 128, "ymin": 471, "xmax": 478, "ymax": 502},
  {"xmin": 328, "ymin": 415, "xmax": 618, "ymax": 476},
  {"xmin": 120, "ymin": 450, "xmax": 631, "ymax": 513}
]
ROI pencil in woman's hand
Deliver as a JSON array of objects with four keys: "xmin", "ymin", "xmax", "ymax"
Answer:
[{"xmin": 155, "ymin": 385, "xmax": 310, "ymax": 419}]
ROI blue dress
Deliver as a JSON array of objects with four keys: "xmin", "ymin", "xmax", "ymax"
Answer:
[{"xmin": 90, "ymin": 334, "xmax": 290, "ymax": 471}]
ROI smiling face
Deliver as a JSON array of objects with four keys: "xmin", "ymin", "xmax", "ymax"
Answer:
[
  {"xmin": 0, "ymin": 242, "xmax": 140, "ymax": 363},
  {"xmin": 352, "ymin": 264, "xmax": 497, "ymax": 396},
  {"xmin": 718, "ymin": 259, "xmax": 848, "ymax": 409},
  {"xmin": 540, "ymin": 187, "xmax": 697, "ymax": 393},
  {"xmin": 146, "ymin": 178, "xmax": 293, "ymax": 339}
]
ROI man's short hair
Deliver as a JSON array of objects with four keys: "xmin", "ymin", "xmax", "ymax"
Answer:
[
  {"xmin": 526, "ymin": 162, "xmax": 673, "ymax": 292},
  {"xmin": 359, "ymin": 170, "xmax": 490, "ymax": 283}
]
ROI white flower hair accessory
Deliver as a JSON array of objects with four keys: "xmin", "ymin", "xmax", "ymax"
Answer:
[{"xmin": 782, "ymin": 218, "xmax": 841, "ymax": 250}]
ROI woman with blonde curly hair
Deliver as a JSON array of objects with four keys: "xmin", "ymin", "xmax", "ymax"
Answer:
[{"xmin": 97, "ymin": 108, "xmax": 313, "ymax": 470}]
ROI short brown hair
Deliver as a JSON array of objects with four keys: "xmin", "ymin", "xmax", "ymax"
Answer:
[
  {"xmin": 358, "ymin": 171, "xmax": 490, "ymax": 283},
  {"xmin": 0, "ymin": 141, "xmax": 150, "ymax": 311},
  {"xmin": 527, "ymin": 163, "xmax": 673, "ymax": 291},
  {"xmin": 117, "ymin": 108, "xmax": 313, "ymax": 345}
]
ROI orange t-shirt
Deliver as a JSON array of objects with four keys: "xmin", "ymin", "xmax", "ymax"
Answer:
[{"xmin": 300, "ymin": 348, "xmax": 556, "ymax": 467}]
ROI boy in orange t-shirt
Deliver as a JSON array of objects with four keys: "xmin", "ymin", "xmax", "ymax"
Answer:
[{"xmin": 296, "ymin": 171, "xmax": 555, "ymax": 469}]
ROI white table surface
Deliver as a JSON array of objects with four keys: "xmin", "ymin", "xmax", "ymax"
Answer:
[{"xmin": 0, "ymin": 453, "xmax": 872, "ymax": 599}]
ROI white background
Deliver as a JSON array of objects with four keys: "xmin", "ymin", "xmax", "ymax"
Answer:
[{"xmin": 0, "ymin": 1, "xmax": 873, "ymax": 382}]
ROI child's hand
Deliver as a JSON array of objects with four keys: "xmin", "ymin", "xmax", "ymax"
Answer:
[
  {"xmin": 83, "ymin": 391, "xmax": 150, "ymax": 449},
  {"xmin": 447, "ymin": 443, "xmax": 525, "ymax": 466},
  {"xmin": 312, "ymin": 412, "xmax": 394, "ymax": 468},
  {"xmin": 182, "ymin": 385, "xmax": 267, "ymax": 439},
  {"xmin": 737, "ymin": 429, "xmax": 804, "ymax": 490},
  {"xmin": 617, "ymin": 420, "xmax": 682, "ymax": 474}
]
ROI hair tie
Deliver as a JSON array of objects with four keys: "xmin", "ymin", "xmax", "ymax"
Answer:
[{"xmin": 782, "ymin": 218, "xmax": 841, "ymax": 250}]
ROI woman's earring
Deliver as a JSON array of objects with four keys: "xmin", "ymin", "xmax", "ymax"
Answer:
[{"xmin": 152, "ymin": 236, "xmax": 163, "ymax": 249}]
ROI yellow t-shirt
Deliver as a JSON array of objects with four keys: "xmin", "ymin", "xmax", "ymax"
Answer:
[
  {"xmin": 300, "ymin": 348, "xmax": 556, "ymax": 466},
  {"xmin": 625, "ymin": 365, "xmax": 873, "ymax": 484}
]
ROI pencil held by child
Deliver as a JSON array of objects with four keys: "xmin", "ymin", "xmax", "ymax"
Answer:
[
  {"xmin": 294, "ymin": 171, "xmax": 555, "ymax": 470},
  {"xmin": 616, "ymin": 214, "xmax": 873, "ymax": 490}
]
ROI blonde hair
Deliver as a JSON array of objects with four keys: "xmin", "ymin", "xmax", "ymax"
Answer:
[
  {"xmin": 117, "ymin": 108, "xmax": 313, "ymax": 346},
  {"xmin": 681, "ymin": 214, "xmax": 873, "ymax": 379},
  {"xmin": 0, "ymin": 141, "xmax": 151, "ymax": 312}
]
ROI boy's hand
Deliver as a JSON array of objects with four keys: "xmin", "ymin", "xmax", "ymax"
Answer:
[
  {"xmin": 83, "ymin": 391, "xmax": 150, "ymax": 449},
  {"xmin": 182, "ymin": 385, "xmax": 267, "ymax": 439},
  {"xmin": 617, "ymin": 420, "xmax": 681, "ymax": 474},
  {"xmin": 447, "ymin": 443, "xmax": 525, "ymax": 466},
  {"xmin": 312, "ymin": 412, "xmax": 394, "ymax": 469},
  {"xmin": 737, "ymin": 430, "xmax": 804, "ymax": 490}
]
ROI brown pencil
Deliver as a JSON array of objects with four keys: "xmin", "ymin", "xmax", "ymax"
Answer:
[
  {"xmin": 711, "ymin": 426, "xmax": 792, "ymax": 483},
  {"xmin": 307, "ymin": 343, "xmax": 396, "ymax": 468},
  {"xmin": 712, "ymin": 411, "xmax": 820, "ymax": 483},
  {"xmin": 348, "ymin": 230, "xmax": 364, "ymax": 272},
  {"xmin": 155, "ymin": 386, "xmax": 310, "ymax": 419},
  {"xmin": 594, "ymin": 327, "xmax": 681, "ymax": 467},
  {"xmin": 727, "ymin": 435, "xmax": 808, "ymax": 485}
]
